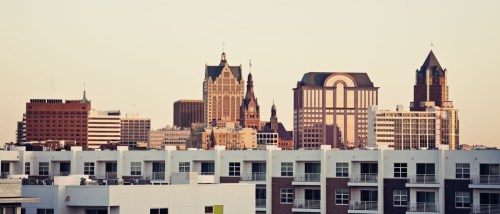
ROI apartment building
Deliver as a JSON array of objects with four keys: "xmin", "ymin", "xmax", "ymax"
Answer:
[{"xmin": 0, "ymin": 146, "xmax": 498, "ymax": 214}]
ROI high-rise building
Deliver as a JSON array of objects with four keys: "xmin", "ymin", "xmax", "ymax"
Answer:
[
  {"xmin": 258, "ymin": 103, "xmax": 293, "ymax": 150},
  {"xmin": 240, "ymin": 72, "xmax": 260, "ymax": 130},
  {"xmin": 203, "ymin": 52, "xmax": 245, "ymax": 126},
  {"xmin": 411, "ymin": 50, "xmax": 451, "ymax": 111},
  {"xmin": 120, "ymin": 114, "xmax": 151, "ymax": 146},
  {"xmin": 149, "ymin": 126, "xmax": 190, "ymax": 150},
  {"xmin": 87, "ymin": 110, "xmax": 121, "ymax": 149},
  {"xmin": 293, "ymin": 72, "xmax": 379, "ymax": 149},
  {"xmin": 15, "ymin": 114, "xmax": 26, "ymax": 143},
  {"xmin": 173, "ymin": 100, "xmax": 204, "ymax": 128},
  {"xmin": 25, "ymin": 92, "xmax": 91, "ymax": 147}
]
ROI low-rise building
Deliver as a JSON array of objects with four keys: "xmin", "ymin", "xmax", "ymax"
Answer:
[
  {"xmin": 149, "ymin": 126, "xmax": 190, "ymax": 150},
  {"xmin": 189, "ymin": 123, "xmax": 257, "ymax": 150}
]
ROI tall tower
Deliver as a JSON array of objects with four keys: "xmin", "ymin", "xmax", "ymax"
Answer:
[
  {"xmin": 240, "ymin": 71, "xmax": 260, "ymax": 130},
  {"xmin": 203, "ymin": 52, "xmax": 245, "ymax": 126},
  {"xmin": 410, "ymin": 50, "xmax": 451, "ymax": 111}
]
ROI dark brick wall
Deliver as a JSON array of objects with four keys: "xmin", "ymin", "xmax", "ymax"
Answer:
[
  {"xmin": 271, "ymin": 177, "xmax": 293, "ymax": 214},
  {"xmin": 445, "ymin": 179, "xmax": 472, "ymax": 214},
  {"xmin": 383, "ymin": 178, "xmax": 409, "ymax": 214},
  {"xmin": 326, "ymin": 178, "xmax": 349, "ymax": 214},
  {"xmin": 219, "ymin": 176, "xmax": 241, "ymax": 183}
]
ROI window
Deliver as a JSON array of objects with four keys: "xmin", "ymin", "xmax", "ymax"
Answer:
[
  {"xmin": 480, "ymin": 164, "xmax": 500, "ymax": 176},
  {"xmin": 150, "ymin": 208, "xmax": 168, "ymax": 214},
  {"xmin": 456, "ymin": 163, "xmax": 470, "ymax": 179},
  {"xmin": 416, "ymin": 163, "xmax": 435, "ymax": 175},
  {"xmin": 281, "ymin": 162, "xmax": 293, "ymax": 177},
  {"xmin": 201, "ymin": 162, "xmax": 215, "ymax": 175},
  {"xmin": 179, "ymin": 162, "xmax": 190, "ymax": 172},
  {"xmin": 336, "ymin": 162, "xmax": 349, "ymax": 177},
  {"xmin": 25, "ymin": 162, "xmax": 31, "ymax": 175},
  {"xmin": 229, "ymin": 162, "xmax": 240, "ymax": 176},
  {"xmin": 280, "ymin": 188, "xmax": 293, "ymax": 204},
  {"xmin": 205, "ymin": 206, "xmax": 213, "ymax": 214},
  {"xmin": 131, "ymin": 162, "xmax": 141, "ymax": 175},
  {"xmin": 394, "ymin": 163, "xmax": 408, "ymax": 178},
  {"xmin": 393, "ymin": 190, "xmax": 408, "ymax": 206},
  {"xmin": 21, "ymin": 208, "xmax": 26, "ymax": 214},
  {"xmin": 335, "ymin": 189, "xmax": 349, "ymax": 205},
  {"xmin": 39, "ymin": 162, "xmax": 49, "ymax": 176},
  {"xmin": 455, "ymin": 192, "xmax": 470, "ymax": 208},
  {"xmin": 86, "ymin": 209, "xmax": 108, "ymax": 214},
  {"xmin": 37, "ymin": 209, "xmax": 54, "ymax": 214},
  {"xmin": 84, "ymin": 162, "xmax": 95, "ymax": 175}
]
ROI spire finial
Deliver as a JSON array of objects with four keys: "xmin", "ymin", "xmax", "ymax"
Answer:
[
  {"xmin": 223, "ymin": 42, "xmax": 225, "ymax": 52},
  {"xmin": 249, "ymin": 60, "xmax": 252, "ymax": 73}
]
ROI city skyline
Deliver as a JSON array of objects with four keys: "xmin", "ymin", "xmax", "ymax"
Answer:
[{"xmin": 1, "ymin": 1, "xmax": 500, "ymax": 147}]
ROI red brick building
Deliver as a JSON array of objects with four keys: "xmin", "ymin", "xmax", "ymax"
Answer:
[
  {"xmin": 173, "ymin": 100, "xmax": 204, "ymax": 128},
  {"xmin": 25, "ymin": 92, "xmax": 91, "ymax": 147}
]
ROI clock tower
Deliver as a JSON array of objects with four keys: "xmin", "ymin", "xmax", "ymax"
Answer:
[{"xmin": 240, "ymin": 71, "xmax": 261, "ymax": 130}]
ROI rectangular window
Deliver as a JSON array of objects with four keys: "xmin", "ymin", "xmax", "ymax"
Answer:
[
  {"xmin": 229, "ymin": 162, "xmax": 240, "ymax": 176},
  {"xmin": 394, "ymin": 163, "xmax": 408, "ymax": 178},
  {"xmin": 393, "ymin": 190, "xmax": 408, "ymax": 206},
  {"xmin": 281, "ymin": 162, "xmax": 293, "ymax": 177},
  {"xmin": 84, "ymin": 162, "xmax": 95, "ymax": 175},
  {"xmin": 37, "ymin": 209, "xmax": 54, "ymax": 214},
  {"xmin": 25, "ymin": 162, "xmax": 31, "ymax": 175},
  {"xmin": 201, "ymin": 162, "xmax": 215, "ymax": 175},
  {"xmin": 456, "ymin": 163, "xmax": 470, "ymax": 179},
  {"xmin": 39, "ymin": 162, "xmax": 49, "ymax": 176},
  {"xmin": 335, "ymin": 189, "xmax": 349, "ymax": 205},
  {"xmin": 179, "ymin": 162, "xmax": 190, "ymax": 172},
  {"xmin": 150, "ymin": 208, "xmax": 168, "ymax": 214},
  {"xmin": 336, "ymin": 162, "xmax": 349, "ymax": 177},
  {"xmin": 131, "ymin": 162, "xmax": 141, "ymax": 176},
  {"xmin": 86, "ymin": 209, "xmax": 108, "ymax": 214},
  {"xmin": 205, "ymin": 206, "xmax": 213, "ymax": 214},
  {"xmin": 280, "ymin": 188, "xmax": 294, "ymax": 204},
  {"xmin": 455, "ymin": 192, "xmax": 470, "ymax": 208}
]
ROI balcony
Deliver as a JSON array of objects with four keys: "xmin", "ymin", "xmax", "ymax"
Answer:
[
  {"xmin": 406, "ymin": 175, "xmax": 439, "ymax": 188},
  {"xmin": 407, "ymin": 202, "xmax": 438, "ymax": 213},
  {"xmin": 146, "ymin": 172, "xmax": 166, "ymax": 181},
  {"xmin": 348, "ymin": 201, "xmax": 378, "ymax": 213},
  {"xmin": 1, "ymin": 172, "xmax": 10, "ymax": 179},
  {"xmin": 104, "ymin": 172, "xmax": 118, "ymax": 179},
  {"xmin": 292, "ymin": 199, "xmax": 320, "ymax": 212},
  {"xmin": 241, "ymin": 172, "xmax": 266, "ymax": 182},
  {"xmin": 292, "ymin": 173, "xmax": 320, "ymax": 185},
  {"xmin": 470, "ymin": 204, "xmax": 500, "ymax": 214},
  {"xmin": 348, "ymin": 174, "xmax": 378, "ymax": 187},
  {"xmin": 256, "ymin": 198, "xmax": 266, "ymax": 208},
  {"xmin": 53, "ymin": 171, "xmax": 70, "ymax": 176},
  {"xmin": 470, "ymin": 175, "xmax": 500, "ymax": 189}
]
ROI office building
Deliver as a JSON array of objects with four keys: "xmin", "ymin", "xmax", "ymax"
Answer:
[
  {"xmin": 189, "ymin": 123, "xmax": 257, "ymax": 150},
  {"xmin": 25, "ymin": 92, "xmax": 91, "ymax": 147},
  {"xmin": 149, "ymin": 126, "xmax": 190, "ymax": 150},
  {"xmin": 173, "ymin": 100, "xmax": 204, "ymax": 128},
  {"xmin": 87, "ymin": 110, "xmax": 121, "ymax": 149},
  {"xmin": 203, "ymin": 52, "xmax": 245, "ymax": 126},
  {"xmin": 120, "ymin": 114, "xmax": 151, "ymax": 147},
  {"xmin": 293, "ymin": 72, "xmax": 379, "ymax": 149}
]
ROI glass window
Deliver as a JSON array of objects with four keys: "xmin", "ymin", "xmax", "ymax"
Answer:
[
  {"xmin": 25, "ymin": 162, "xmax": 31, "ymax": 175},
  {"xmin": 394, "ymin": 163, "xmax": 408, "ymax": 178},
  {"xmin": 335, "ymin": 189, "xmax": 349, "ymax": 205},
  {"xmin": 416, "ymin": 163, "xmax": 435, "ymax": 175},
  {"xmin": 281, "ymin": 162, "xmax": 293, "ymax": 177},
  {"xmin": 393, "ymin": 190, "xmax": 408, "ymax": 206},
  {"xmin": 336, "ymin": 162, "xmax": 349, "ymax": 177},
  {"xmin": 86, "ymin": 209, "xmax": 108, "ymax": 214},
  {"xmin": 131, "ymin": 162, "xmax": 141, "ymax": 176},
  {"xmin": 150, "ymin": 208, "xmax": 168, "ymax": 214},
  {"xmin": 204, "ymin": 206, "xmax": 213, "ymax": 214},
  {"xmin": 39, "ymin": 162, "xmax": 49, "ymax": 176},
  {"xmin": 84, "ymin": 162, "xmax": 95, "ymax": 175},
  {"xmin": 456, "ymin": 163, "xmax": 470, "ymax": 179},
  {"xmin": 179, "ymin": 162, "xmax": 190, "ymax": 172},
  {"xmin": 280, "ymin": 188, "xmax": 293, "ymax": 204},
  {"xmin": 455, "ymin": 192, "xmax": 470, "ymax": 208},
  {"xmin": 37, "ymin": 209, "xmax": 54, "ymax": 214},
  {"xmin": 201, "ymin": 162, "xmax": 215, "ymax": 175},
  {"xmin": 229, "ymin": 162, "xmax": 240, "ymax": 176}
]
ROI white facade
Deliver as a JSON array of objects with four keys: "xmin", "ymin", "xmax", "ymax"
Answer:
[
  {"xmin": 88, "ymin": 110, "xmax": 121, "ymax": 149},
  {"xmin": 0, "ymin": 146, "xmax": 498, "ymax": 214}
]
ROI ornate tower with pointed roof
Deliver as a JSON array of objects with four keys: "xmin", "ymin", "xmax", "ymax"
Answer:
[
  {"xmin": 410, "ymin": 51, "xmax": 451, "ymax": 111},
  {"xmin": 240, "ymin": 71, "xmax": 260, "ymax": 130},
  {"xmin": 203, "ymin": 52, "xmax": 245, "ymax": 126}
]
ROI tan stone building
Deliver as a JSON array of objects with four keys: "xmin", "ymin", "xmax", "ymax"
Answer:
[
  {"xmin": 190, "ymin": 123, "xmax": 257, "ymax": 150},
  {"xmin": 149, "ymin": 126, "xmax": 190, "ymax": 150},
  {"xmin": 203, "ymin": 52, "xmax": 245, "ymax": 126}
]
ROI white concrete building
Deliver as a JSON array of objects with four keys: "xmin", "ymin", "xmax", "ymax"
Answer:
[
  {"xmin": 88, "ymin": 110, "xmax": 121, "ymax": 149},
  {"xmin": 0, "ymin": 146, "xmax": 498, "ymax": 214}
]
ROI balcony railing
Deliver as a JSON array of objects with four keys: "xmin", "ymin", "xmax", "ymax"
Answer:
[
  {"xmin": 0, "ymin": 172, "xmax": 9, "ymax": 179},
  {"xmin": 471, "ymin": 175, "xmax": 500, "ymax": 185},
  {"xmin": 54, "ymin": 171, "xmax": 70, "ymax": 176},
  {"xmin": 241, "ymin": 172, "xmax": 266, "ymax": 181},
  {"xmin": 350, "ymin": 173, "xmax": 378, "ymax": 183},
  {"xmin": 408, "ymin": 174, "xmax": 437, "ymax": 184},
  {"xmin": 256, "ymin": 199, "xmax": 266, "ymax": 208},
  {"xmin": 293, "ymin": 199, "xmax": 320, "ymax": 209},
  {"xmin": 470, "ymin": 204, "xmax": 500, "ymax": 214},
  {"xmin": 200, "ymin": 171, "xmax": 214, "ymax": 175},
  {"xmin": 294, "ymin": 173, "xmax": 320, "ymax": 182},
  {"xmin": 349, "ymin": 201, "xmax": 378, "ymax": 210},
  {"xmin": 105, "ymin": 172, "xmax": 118, "ymax": 179},
  {"xmin": 407, "ymin": 202, "xmax": 438, "ymax": 212},
  {"xmin": 148, "ymin": 172, "xmax": 166, "ymax": 180}
]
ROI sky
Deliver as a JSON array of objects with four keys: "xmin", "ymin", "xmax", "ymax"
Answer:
[{"xmin": 1, "ymin": 0, "xmax": 499, "ymax": 147}]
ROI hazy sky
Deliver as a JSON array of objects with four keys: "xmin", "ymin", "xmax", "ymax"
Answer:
[{"xmin": 1, "ymin": 0, "xmax": 499, "ymax": 147}]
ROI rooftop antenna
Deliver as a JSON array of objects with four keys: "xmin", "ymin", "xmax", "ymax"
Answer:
[
  {"xmin": 430, "ymin": 43, "xmax": 434, "ymax": 50},
  {"xmin": 249, "ymin": 60, "xmax": 252, "ymax": 73},
  {"xmin": 222, "ymin": 42, "xmax": 225, "ymax": 52}
]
